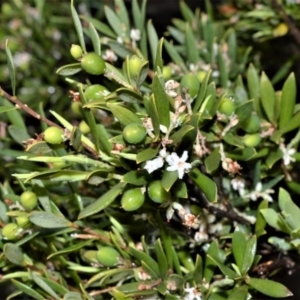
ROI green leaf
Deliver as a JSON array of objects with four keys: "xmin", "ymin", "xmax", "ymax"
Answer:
[
  {"xmin": 136, "ymin": 146, "xmax": 159, "ymax": 164},
  {"xmin": 260, "ymin": 208, "xmax": 291, "ymax": 234},
  {"xmin": 4, "ymin": 243, "xmax": 24, "ymax": 266},
  {"xmin": 207, "ymin": 255, "xmax": 237, "ymax": 279},
  {"xmin": 11, "ymin": 280, "xmax": 44, "ymax": 300},
  {"xmin": 186, "ymin": 23, "xmax": 199, "ymax": 64},
  {"xmin": 104, "ymin": 5, "xmax": 125, "ymax": 38},
  {"xmin": 117, "ymin": 88, "xmax": 143, "ymax": 103},
  {"xmin": 108, "ymin": 103, "xmax": 142, "ymax": 126},
  {"xmin": 223, "ymin": 132, "xmax": 244, "ymax": 148},
  {"xmin": 205, "ymin": 148, "xmax": 221, "ymax": 173},
  {"xmin": 89, "ymin": 23, "xmax": 101, "ymax": 55},
  {"xmin": 235, "ymin": 100, "xmax": 253, "ymax": 124},
  {"xmin": 1, "ymin": 99, "xmax": 26, "ymax": 129},
  {"xmin": 180, "ymin": 0, "xmax": 195, "ymax": 22},
  {"xmin": 70, "ymin": 126, "xmax": 82, "ymax": 152},
  {"xmin": 247, "ymin": 63, "xmax": 260, "ymax": 100},
  {"xmin": 122, "ymin": 170, "xmax": 150, "ymax": 186},
  {"xmin": 279, "ymin": 188, "xmax": 300, "ymax": 229},
  {"xmin": 164, "ymin": 39, "xmax": 188, "ymax": 72},
  {"xmin": 78, "ymin": 182, "xmax": 125, "ymax": 219},
  {"xmin": 152, "ymin": 74, "xmax": 170, "ymax": 127},
  {"xmin": 255, "ymin": 199, "xmax": 268, "ymax": 237},
  {"xmin": 162, "ymin": 171, "xmax": 178, "ymax": 192},
  {"xmin": 227, "ymin": 147, "xmax": 256, "ymax": 161},
  {"xmin": 193, "ymin": 255, "xmax": 203, "ymax": 284},
  {"xmin": 241, "ymin": 235, "xmax": 257, "ymax": 275},
  {"xmin": 56, "ymin": 63, "xmax": 82, "ymax": 76},
  {"xmin": 279, "ymin": 110, "xmax": 300, "ymax": 134},
  {"xmin": 189, "ymin": 168, "xmax": 217, "ymax": 202},
  {"xmin": 31, "ymin": 271, "xmax": 60, "ymax": 300},
  {"xmin": 64, "ymin": 292, "xmax": 83, "ymax": 300},
  {"xmin": 217, "ymin": 45, "xmax": 228, "ymax": 88},
  {"xmin": 246, "ymin": 277, "xmax": 292, "ymax": 298},
  {"xmin": 114, "ymin": 0, "xmax": 130, "ymax": 34},
  {"xmin": 155, "ymin": 38, "xmax": 164, "ymax": 71},
  {"xmin": 0, "ymin": 106, "xmax": 18, "ymax": 114},
  {"xmin": 279, "ymin": 73, "xmax": 296, "ymax": 129},
  {"xmin": 260, "ymin": 72, "xmax": 276, "ymax": 123},
  {"xmin": 80, "ymin": 16, "xmax": 116, "ymax": 38},
  {"xmin": 5, "ymin": 40, "xmax": 16, "ymax": 96},
  {"xmin": 193, "ymin": 70, "xmax": 212, "ymax": 113},
  {"xmin": 132, "ymin": 0, "xmax": 143, "ymax": 31},
  {"xmin": 172, "ymin": 181, "xmax": 188, "ymax": 198},
  {"xmin": 170, "ymin": 125, "xmax": 194, "ymax": 145},
  {"xmin": 265, "ymin": 148, "xmax": 282, "ymax": 169},
  {"xmin": 8, "ymin": 125, "xmax": 31, "ymax": 145},
  {"xmin": 227, "ymin": 285, "xmax": 248, "ymax": 300},
  {"xmin": 155, "ymin": 239, "xmax": 168, "ymax": 280},
  {"xmin": 147, "ymin": 20, "xmax": 159, "ymax": 64},
  {"xmin": 29, "ymin": 211, "xmax": 71, "ymax": 228},
  {"xmin": 147, "ymin": 95, "xmax": 160, "ymax": 136},
  {"xmin": 71, "ymin": 1, "xmax": 86, "ymax": 53},
  {"xmin": 232, "ymin": 231, "xmax": 247, "ymax": 272}
]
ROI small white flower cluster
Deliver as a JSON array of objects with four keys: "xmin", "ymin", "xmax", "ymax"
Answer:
[
  {"xmin": 184, "ymin": 283, "xmax": 202, "ymax": 300},
  {"xmin": 144, "ymin": 149, "xmax": 192, "ymax": 179},
  {"xmin": 231, "ymin": 177, "xmax": 246, "ymax": 196},
  {"xmin": 102, "ymin": 49, "xmax": 118, "ymax": 62},
  {"xmin": 280, "ymin": 143, "xmax": 296, "ymax": 166},
  {"xmin": 244, "ymin": 182, "xmax": 274, "ymax": 202}
]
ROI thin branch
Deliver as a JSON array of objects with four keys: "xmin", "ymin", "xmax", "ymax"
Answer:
[
  {"xmin": 0, "ymin": 86, "xmax": 99, "ymax": 158},
  {"xmin": 271, "ymin": 0, "xmax": 300, "ymax": 46}
]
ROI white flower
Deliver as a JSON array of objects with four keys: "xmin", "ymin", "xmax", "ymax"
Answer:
[
  {"xmin": 130, "ymin": 28, "xmax": 141, "ymax": 41},
  {"xmin": 280, "ymin": 144, "xmax": 296, "ymax": 166},
  {"xmin": 184, "ymin": 284, "xmax": 202, "ymax": 300},
  {"xmin": 159, "ymin": 124, "xmax": 168, "ymax": 134},
  {"xmin": 144, "ymin": 157, "xmax": 164, "ymax": 174},
  {"xmin": 117, "ymin": 36, "xmax": 123, "ymax": 44},
  {"xmin": 166, "ymin": 151, "xmax": 192, "ymax": 179},
  {"xmin": 102, "ymin": 49, "xmax": 117, "ymax": 62},
  {"xmin": 245, "ymin": 182, "xmax": 274, "ymax": 202},
  {"xmin": 231, "ymin": 177, "xmax": 246, "ymax": 196}
]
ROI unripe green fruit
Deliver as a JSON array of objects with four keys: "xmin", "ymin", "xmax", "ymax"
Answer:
[
  {"xmin": 70, "ymin": 44, "xmax": 83, "ymax": 59},
  {"xmin": 16, "ymin": 216, "xmax": 29, "ymax": 226},
  {"xmin": 241, "ymin": 113, "xmax": 261, "ymax": 133},
  {"xmin": 197, "ymin": 70, "xmax": 207, "ymax": 83},
  {"xmin": 81, "ymin": 52, "xmax": 106, "ymax": 75},
  {"xmin": 123, "ymin": 123, "xmax": 146, "ymax": 144},
  {"xmin": 2, "ymin": 223, "xmax": 19, "ymax": 240},
  {"xmin": 162, "ymin": 66, "xmax": 172, "ymax": 80},
  {"xmin": 218, "ymin": 98, "xmax": 236, "ymax": 116},
  {"xmin": 121, "ymin": 188, "xmax": 145, "ymax": 211},
  {"xmin": 180, "ymin": 73, "xmax": 199, "ymax": 98},
  {"xmin": 20, "ymin": 191, "xmax": 38, "ymax": 211},
  {"xmin": 243, "ymin": 133, "xmax": 262, "ymax": 147},
  {"xmin": 147, "ymin": 180, "xmax": 169, "ymax": 203},
  {"xmin": 82, "ymin": 250, "xmax": 98, "ymax": 263},
  {"xmin": 84, "ymin": 84, "xmax": 107, "ymax": 101},
  {"xmin": 79, "ymin": 120, "xmax": 90, "ymax": 134},
  {"xmin": 44, "ymin": 127, "xmax": 64, "ymax": 145},
  {"xmin": 128, "ymin": 55, "xmax": 144, "ymax": 77},
  {"xmin": 96, "ymin": 247, "xmax": 119, "ymax": 267},
  {"xmin": 71, "ymin": 101, "xmax": 81, "ymax": 116}
]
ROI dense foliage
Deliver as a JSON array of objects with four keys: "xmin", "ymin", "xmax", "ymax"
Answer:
[{"xmin": 1, "ymin": 1, "xmax": 300, "ymax": 299}]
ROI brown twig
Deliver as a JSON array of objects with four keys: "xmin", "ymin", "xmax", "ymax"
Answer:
[
  {"xmin": 0, "ymin": 86, "xmax": 99, "ymax": 158},
  {"xmin": 271, "ymin": 0, "xmax": 300, "ymax": 46}
]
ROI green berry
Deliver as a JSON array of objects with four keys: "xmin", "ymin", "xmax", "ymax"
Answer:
[
  {"xmin": 2, "ymin": 223, "xmax": 19, "ymax": 240},
  {"xmin": 16, "ymin": 216, "xmax": 29, "ymax": 226},
  {"xmin": 181, "ymin": 73, "xmax": 199, "ymax": 98},
  {"xmin": 123, "ymin": 123, "xmax": 146, "ymax": 144},
  {"xmin": 243, "ymin": 133, "xmax": 262, "ymax": 147},
  {"xmin": 96, "ymin": 247, "xmax": 119, "ymax": 267},
  {"xmin": 197, "ymin": 70, "xmax": 207, "ymax": 83},
  {"xmin": 84, "ymin": 84, "xmax": 108, "ymax": 101},
  {"xmin": 70, "ymin": 44, "xmax": 83, "ymax": 59},
  {"xmin": 147, "ymin": 180, "xmax": 169, "ymax": 203},
  {"xmin": 71, "ymin": 101, "xmax": 81, "ymax": 116},
  {"xmin": 162, "ymin": 66, "xmax": 172, "ymax": 80},
  {"xmin": 218, "ymin": 97, "xmax": 236, "ymax": 116},
  {"xmin": 82, "ymin": 250, "xmax": 98, "ymax": 263},
  {"xmin": 20, "ymin": 191, "xmax": 38, "ymax": 211},
  {"xmin": 241, "ymin": 113, "xmax": 261, "ymax": 133},
  {"xmin": 44, "ymin": 127, "xmax": 64, "ymax": 144},
  {"xmin": 128, "ymin": 55, "xmax": 144, "ymax": 77},
  {"xmin": 79, "ymin": 120, "xmax": 90, "ymax": 134},
  {"xmin": 121, "ymin": 188, "xmax": 145, "ymax": 211},
  {"xmin": 81, "ymin": 52, "xmax": 106, "ymax": 75}
]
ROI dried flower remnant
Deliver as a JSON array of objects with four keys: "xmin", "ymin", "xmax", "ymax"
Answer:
[{"xmin": 102, "ymin": 49, "xmax": 117, "ymax": 62}]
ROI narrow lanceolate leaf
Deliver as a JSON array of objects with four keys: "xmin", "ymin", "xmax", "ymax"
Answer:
[
  {"xmin": 5, "ymin": 40, "xmax": 16, "ymax": 96},
  {"xmin": 260, "ymin": 72, "xmax": 276, "ymax": 123},
  {"xmin": 71, "ymin": 1, "xmax": 86, "ymax": 53},
  {"xmin": 193, "ymin": 70, "xmax": 212, "ymax": 113},
  {"xmin": 246, "ymin": 277, "xmax": 293, "ymax": 298},
  {"xmin": 104, "ymin": 5, "xmax": 125, "ymax": 38},
  {"xmin": 4, "ymin": 243, "xmax": 24, "ymax": 266},
  {"xmin": 89, "ymin": 23, "xmax": 101, "ymax": 55},
  {"xmin": 186, "ymin": 23, "xmax": 199, "ymax": 64},
  {"xmin": 280, "ymin": 73, "xmax": 296, "ymax": 129},
  {"xmin": 232, "ymin": 231, "xmax": 247, "ymax": 272},
  {"xmin": 114, "ymin": 0, "xmax": 130, "ymax": 34},
  {"xmin": 56, "ymin": 63, "xmax": 82, "ymax": 76},
  {"xmin": 78, "ymin": 182, "xmax": 125, "ymax": 219},
  {"xmin": 152, "ymin": 74, "xmax": 170, "ymax": 127},
  {"xmin": 11, "ymin": 280, "xmax": 45, "ymax": 300},
  {"xmin": 247, "ymin": 63, "xmax": 260, "ymax": 100},
  {"xmin": 147, "ymin": 20, "xmax": 159, "ymax": 64},
  {"xmin": 241, "ymin": 235, "xmax": 257, "ymax": 275},
  {"xmin": 108, "ymin": 103, "xmax": 142, "ymax": 126},
  {"xmin": 280, "ymin": 110, "xmax": 300, "ymax": 134},
  {"xmin": 188, "ymin": 168, "xmax": 217, "ymax": 202},
  {"xmin": 31, "ymin": 272, "xmax": 60, "ymax": 300},
  {"xmin": 155, "ymin": 239, "xmax": 168, "ymax": 280},
  {"xmin": 164, "ymin": 39, "xmax": 188, "ymax": 72},
  {"xmin": 227, "ymin": 285, "xmax": 248, "ymax": 300},
  {"xmin": 155, "ymin": 38, "xmax": 164, "ymax": 71},
  {"xmin": 29, "ymin": 211, "xmax": 72, "ymax": 228}
]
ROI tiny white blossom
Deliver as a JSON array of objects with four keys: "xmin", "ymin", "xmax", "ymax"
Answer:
[
  {"xmin": 144, "ymin": 157, "xmax": 164, "ymax": 174},
  {"xmin": 280, "ymin": 144, "xmax": 296, "ymax": 166},
  {"xmin": 194, "ymin": 231, "xmax": 208, "ymax": 243},
  {"xmin": 231, "ymin": 177, "xmax": 246, "ymax": 196},
  {"xmin": 159, "ymin": 124, "xmax": 168, "ymax": 133},
  {"xmin": 245, "ymin": 182, "xmax": 274, "ymax": 202},
  {"xmin": 184, "ymin": 284, "xmax": 202, "ymax": 300},
  {"xmin": 130, "ymin": 28, "xmax": 141, "ymax": 41},
  {"xmin": 159, "ymin": 148, "xmax": 168, "ymax": 158},
  {"xmin": 166, "ymin": 205, "xmax": 175, "ymax": 221},
  {"xmin": 102, "ymin": 49, "xmax": 117, "ymax": 62},
  {"xmin": 117, "ymin": 36, "xmax": 123, "ymax": 44},
  {"xmin": 166, "ymin": 151, "xmax": 192, "ymax": 179}
]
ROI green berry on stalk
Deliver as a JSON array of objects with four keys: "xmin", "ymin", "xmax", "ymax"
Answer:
[
  {"xmin": 96, "ymin": 247, "xmax": 120, "ymax": 267},
  {"xmin": 243, "ymin": 133, "xmax": 262, "ymax": 147},
  {"xmin": 218, "ymin": 97, "xmax": 236, "ymax": 116},
  {"xmin": 162, "ymin": 66, "xmax": 172, "ymax": 80},
  {"xmin": 2, "ymin": 223, "xmax": 19, "ymax": 240},
  {"xmin": 70, "ymin": 44, "xmax": 83, "ymax": 59},
  {"xmin": 44, "ymin": 127, "xmax": 64, "ymax": 144},
  {"xmin": 241, "ymin": 113, "xmax": 261, "ymax": 133},
  {"xmin": 121, "ymin": 188, "xmax": 145, "ymax": 211},
  {"xmin": 79, "ymin": 120, "xmax": 90, "ymax": 134},
  {"xmin": 123, "ymin": 123, "xmax": 146, "ymax": 144},
  {"xmin": 147, "ymin": 180, "xmax": 169, "ymax": 203},
  {"xmin": 16, "ymin": 216, "xmax": 29, "ymax": 226},
  {"xmin": 84, "ymin": 84, "xmax": 108, "ymax": 101},
  {"xmin": 20, "ymin": 191, "xmax": 38, "ymax": 211},
  {"xmin": 128, "ymin": 55, "xmax": 144, "ymax": 77},
  {"xmin": 82, "ymin": 250, "xmax": 98, "ymax": 263},
  {"xmin": 81, "ymin": 52, "xmax": 106, "ymax": 75},
  {"xmin": 71, "ymin": 101, "xmax": 81, "ymax": 116},
  {"xmin": 197, "ymin": 70, "xmax": 207, "ymax": 83},
  {"xmin": 180, "ymin": 73, "xmax": 199, "ymax": 98}
]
